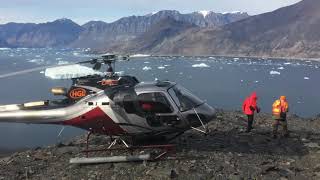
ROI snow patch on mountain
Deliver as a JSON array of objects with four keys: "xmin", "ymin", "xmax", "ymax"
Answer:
[
  {"xmin": 222, "ymin": 11, "xmax": 245, "ymax": 15},
  {"xmin": 198, "ymin": 10, "xmax": 211, "ymax": 18}
]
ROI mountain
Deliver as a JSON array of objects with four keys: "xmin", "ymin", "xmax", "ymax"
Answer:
[
  {"xmin": 107, "ymin": 17, "xmax": 197, "ymax": 53},
  {"xmin": 0, "ymin": 19, "xmax": 83, "ymax": 48},
  {"xmin": 71, "ymin": 10, "xmax": 249, "ymax": 49},
  {"xmin": 0, "ymin": 11, "xmax": 248, "ymax": 49},
  {"xmin": 133, "ymin": 0, "xmax": 320, "ymax": 58}
]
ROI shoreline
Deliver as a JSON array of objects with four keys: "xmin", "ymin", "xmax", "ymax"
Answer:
[{"xmin": 148, "ymin": 54, "xmax": 320, "ymax": 62}]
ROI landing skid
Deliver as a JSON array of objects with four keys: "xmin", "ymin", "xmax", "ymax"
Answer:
[{"xmin": 70, "ymin": 132, "xmax": 176, "ymax": 164}]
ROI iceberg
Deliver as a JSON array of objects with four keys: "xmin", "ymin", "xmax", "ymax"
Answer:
[
  {"xmin": 192, "ymin": 63, "xmax": 210, "ymax": 68},
  {"xmin": 45, "ymin": 64, "xmax": 103, "ymax": 79},
  {"xmin": 131, "ymin": 54, "xmax": 150, "ymax": 57},
  {"xmin": 142, "ymin": 66, "xmax": 152, "ymax": 71},
  {"xmin": 270, "ymin": 70, "xmax": 281, "ymax": 75}
]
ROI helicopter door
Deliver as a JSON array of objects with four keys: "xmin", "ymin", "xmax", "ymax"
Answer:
[{"xmin": 137, "ymin": 92, "xmax": 179, "ymax": 127}]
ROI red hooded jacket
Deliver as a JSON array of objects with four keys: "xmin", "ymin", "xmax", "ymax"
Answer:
[{"xmin": 242, "ymin": 92, "xmax": 258, "ymax": 115}]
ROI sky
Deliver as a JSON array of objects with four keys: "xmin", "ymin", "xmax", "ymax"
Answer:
[{"xmin": 0, "ymin": 0, "xmax": 302, "ymax": 25}]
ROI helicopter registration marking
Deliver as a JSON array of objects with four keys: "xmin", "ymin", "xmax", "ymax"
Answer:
[{"xmin": 69, "ymin": 88, "xmax": 86, "ymax": 99}]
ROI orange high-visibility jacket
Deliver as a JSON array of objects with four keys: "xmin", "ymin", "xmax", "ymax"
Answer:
[{"xmin": 272, "ymin": 99, "xmax": 289, "ymax": 117}]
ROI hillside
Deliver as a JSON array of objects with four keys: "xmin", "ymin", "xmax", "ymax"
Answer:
[
  {"xmin": 0, "ymin": 11, "xmax": 248, "ymax": 49},
  {"xmin": 133, "ymin": 0, "xmax": 320, "ymax": 58}
]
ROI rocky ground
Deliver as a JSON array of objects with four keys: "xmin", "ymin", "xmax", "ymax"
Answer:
[{"xmin": 1, "ymin": 110, "xmax": 320, "ymax": 180}]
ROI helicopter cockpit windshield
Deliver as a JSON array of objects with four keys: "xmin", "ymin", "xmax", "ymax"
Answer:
[{"xmin": 168, "ymin": 85, "xmax": 204, "ymax": 112}]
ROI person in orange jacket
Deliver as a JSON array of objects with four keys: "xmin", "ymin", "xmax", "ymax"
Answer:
[
  {"xmin": 272, "ymin": 96, "xmax": 289, "ymax": 138},
  {"xmin": 242, "ymin": 92, "xmax": 260, "ymax": 132}
]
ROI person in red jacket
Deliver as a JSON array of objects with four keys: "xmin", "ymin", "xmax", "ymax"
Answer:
[{"xmin": 242, "ymin": 92, "xmax": 260, "ymax": 132}]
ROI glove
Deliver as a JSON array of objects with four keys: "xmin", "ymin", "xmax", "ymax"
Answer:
[{"xmin": 257, "ymin": 107, "xmax": 261, "ymax": 113}]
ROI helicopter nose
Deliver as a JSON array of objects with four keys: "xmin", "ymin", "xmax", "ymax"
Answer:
[{"xmin": 182, "ymin": 103, "xmax": 216, "ymax": 127}]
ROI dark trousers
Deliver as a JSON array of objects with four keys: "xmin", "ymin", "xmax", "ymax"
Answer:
[
  {"xmin": 247, "ymin": 115, "xmax": 254, "ymax": 132},
  {"xmin": 272, "ymin": 118, "xmax": 288, "ymax": 136}
]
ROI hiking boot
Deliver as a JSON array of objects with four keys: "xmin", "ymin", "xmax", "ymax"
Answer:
[{"xmin": 272, "ymin": 134, "xmax": 277, "ymax": 139}]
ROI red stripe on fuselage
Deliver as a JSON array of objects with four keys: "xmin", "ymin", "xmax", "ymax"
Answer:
[{"xmin": 63, "ymin": 107, "xmax": 126, "ymax": 135}]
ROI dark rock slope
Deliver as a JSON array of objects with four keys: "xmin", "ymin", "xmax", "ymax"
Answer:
[
  {"xmin": 147, "ymin": 0, "xmax": 320, "ymax": 58},
  {"xmin": 1, "ymin": 110, "xmax": 320, "ymax": 179}
]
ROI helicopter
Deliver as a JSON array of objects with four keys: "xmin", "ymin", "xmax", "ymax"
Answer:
[{"xmin": 0, "ymin": 54, "xmax": 216, "ymax": 161}]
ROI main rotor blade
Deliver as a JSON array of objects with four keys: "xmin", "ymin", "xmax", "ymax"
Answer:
[{"xmin": 0, "ymin": 63, "xmax": 78, "ymax": 79}]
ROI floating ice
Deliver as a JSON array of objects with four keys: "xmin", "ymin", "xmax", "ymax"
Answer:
[
  {"xmin": 45, "ymin": 64, "xmax": 103, "ymax": 79},
  {"xmin": 57, "ymin": 61, "xmax": 69, "ymax": 65},
  {"xmin": 142, "ymin": 66, "xmax": 152, "ymax": 71},
  {"xmin": 0, "ymin": 48, "xmax": 10, "ymax": 50},
  {"xmin": 157, "ymin": 66, "xmax": 165, "ymax": 69},
  {"xmin": 115, "ymin": 71, "xmax": 124, "ymax": 76},
  {"xmin": 144, "ymin": 61, "xmax": 150, "ymax": 64},
  {"xmin": 164, "ymin": 65, "xmax": 170, "ymax": 67},
  {"xmin": 284, "ymin": 62, "xmax": 291, "ymax": 65},
  {"xmin": 28, "ymin": 59, "xmax": 44, "ymax": 65},
  {"xmin": 131, "ymin": 54, "xmax": 150, "ymax": 57},
  {"xmin": 277, "ymin": 67, "xmax": 285, "ymax": 70},
  {"xmin": 192, "ymin": 63, "xmax": 210, "ymax": 68},
  {"xmin": 233, "ymin": 58, "xmax": 240, "ymax": 61},
  {"xmin": 270, "ymin": 71, "xmax": 281, "ymax": 75},
  {"xmin": 254, "ymin": 80, "xmax": 259, "ymax": 83},
  {"xmin": 304, "ymin": 77, "xmax": 310, "ymax": 80}
]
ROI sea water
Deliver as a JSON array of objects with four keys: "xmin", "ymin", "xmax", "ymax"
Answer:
[{"xmin": 0, "ymin": 48, "xmax": 319, "ymax": 150}]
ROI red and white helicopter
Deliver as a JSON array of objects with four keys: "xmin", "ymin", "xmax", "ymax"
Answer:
[{"xmin": 0, "ymin": 54, "xmax": 216, "ymax": 162}]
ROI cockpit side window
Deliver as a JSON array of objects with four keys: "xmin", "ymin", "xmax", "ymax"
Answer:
[
  {"xmin": 168, "ymin": 85, "xmax": 204, "ymax": 112},
  {"xmin": 138, "ymin": 92, "xmax": 173, "ymax": 113}
]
